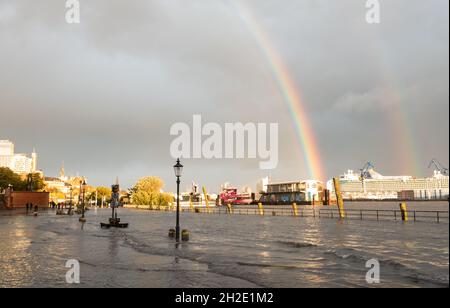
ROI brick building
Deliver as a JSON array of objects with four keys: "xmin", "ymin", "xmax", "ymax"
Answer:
[{"xmin": 3, "ymin": 188, "xmax": 49, "ymax": 209}]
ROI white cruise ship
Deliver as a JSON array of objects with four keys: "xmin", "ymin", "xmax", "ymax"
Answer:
[{"xmin": 327, "ymin": 166, "xmax": 449, "ymax": 201}]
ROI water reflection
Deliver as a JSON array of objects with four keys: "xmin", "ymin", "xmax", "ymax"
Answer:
[{"xmin": 0, "ymin": 207, "xmax": 448, "ymax": 288}]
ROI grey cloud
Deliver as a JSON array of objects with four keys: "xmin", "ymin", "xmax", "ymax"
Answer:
[{"xmin": 0, "ymin": 0, "xmax": 448, "ymax": 191}]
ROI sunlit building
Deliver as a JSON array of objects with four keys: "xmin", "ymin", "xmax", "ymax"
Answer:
[{"xmin": 0, "ymin": 140, "xmax": 37, "ymax": 174}]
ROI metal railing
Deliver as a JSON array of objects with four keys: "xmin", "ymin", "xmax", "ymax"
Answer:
[{"xmin": 185, "ymin": 205, "xmax": 448, "ymax": 223}]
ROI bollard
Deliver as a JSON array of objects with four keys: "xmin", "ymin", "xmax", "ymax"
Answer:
[
  {"xmin": 333, "ymin": 178, "xmax": 346, "ymax": 219},
  {"xmin": 258, "ymin": 203, "xmax": 265, "ymax": 216},
  {"xmin": 168, "ymin": 228, "xmax": 176, "ymax": 238},
  {"xmin": 292, "ymin": 203, "xmax": 299, "ymax": 217},
  {"xmin": 181, "ymin": 229, "xmax": 190, "ymax": 241},
  {"xmin": 399, "ymin": 203, "xmax": 408, "ymax": 222}
]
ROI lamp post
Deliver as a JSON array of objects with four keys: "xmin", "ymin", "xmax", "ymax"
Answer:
[
  {"xmin": 69, "ymin": 186, "xmax": 73, "ymax": 215},
  {"xmin": 173, "ymin": 158, "xmax": 183, "ymax": 241},
  {"xmin": 80, "ymin": 180, "xmax": 87, "ymax": 221},
  {"xmin": 27, "ymin": 173, "xmax": 33, "ymax": 192},
  {"xmin": 79, "ymin": 181, "xmax": 82, "ymax": 207},
  {"xmin": 7, "ymin": 184, "xmax": 13, "ymax": 208}
]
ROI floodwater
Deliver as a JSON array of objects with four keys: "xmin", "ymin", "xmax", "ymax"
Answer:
[{"xmin": 0, "ymin": 203, "xmax": 448, "ymax": 288}]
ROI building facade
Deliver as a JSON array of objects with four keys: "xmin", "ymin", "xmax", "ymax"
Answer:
[
  {"xmin": 259, "ymin": 180, "xmax": 325, "ymax": 205},
  {"xmin": 0, "ymin": 140, "xmax": 37, "ymax": 174}
]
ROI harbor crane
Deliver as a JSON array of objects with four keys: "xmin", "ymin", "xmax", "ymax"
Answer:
[
  {"xmin": 428, "ymin": 159, "xmax": 449, "ymax": 176},
  {"xmin": 359, "ymin": 162, "xmax": 376, "ymax": 180}
]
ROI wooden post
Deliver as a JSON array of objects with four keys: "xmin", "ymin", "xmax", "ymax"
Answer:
[
  {"xmin": 202, "ymin": 186, "xmax": 210, "ymax": 213},
  {"xmin": 399, "ymin": 202, "xmax": 408, "ymax": 222},
  {"xmin": 258, "ymin": 203, "xmax": 265, "ymax": 216},
  {"xmin": 333, "ymin": 178, "xmax": 346, "ymax": 219},
  {"xmin": 292, "ymin": 203, "xmax": 299, "ymax": 217}
]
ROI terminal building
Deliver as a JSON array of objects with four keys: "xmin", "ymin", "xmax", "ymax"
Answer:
[{"xmin": 258, "ymin": 179, "xmax": 325, "ymax": 205}]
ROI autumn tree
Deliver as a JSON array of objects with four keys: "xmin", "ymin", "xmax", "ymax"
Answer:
[
  {"xmin": 87, "ymin": 186, "xmax": 112, "ymax": 204},
  {"xmin": 131, "ymin": 176, "xmax": 173, "ymax": 208}
]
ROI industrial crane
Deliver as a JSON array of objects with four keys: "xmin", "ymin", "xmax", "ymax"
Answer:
[
  {"xmin": 428, "ymin": 159, "xmax": 449, "ymax": 176},
  {"xmin": 359, "ymin": 162, "xmax": 376, "ymax": 180}
]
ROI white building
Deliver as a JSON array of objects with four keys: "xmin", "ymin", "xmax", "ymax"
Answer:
[
  {"xmin": 0, "ymin": 140, "xmax": 37, "ymax": 174},
  {"xmin": 256, "ymin": 177, "xmax": 270, "ymax": 199}
]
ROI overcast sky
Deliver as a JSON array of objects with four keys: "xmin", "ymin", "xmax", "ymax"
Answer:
[{"xmin": 0, "ymin": 0, "xmax": 448, "ymax": 192}]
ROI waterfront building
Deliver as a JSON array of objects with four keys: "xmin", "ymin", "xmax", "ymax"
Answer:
[
  {"xmin": 259, "ymin": 180, "xmax": 325, "ymax": 205},
  {"xmin": 256, "ymin": 177, "xmax": 270, "ymax": 200},
  {"xmin": 0, "ymin": 140, "xmax": 37, "ymax": 174}
]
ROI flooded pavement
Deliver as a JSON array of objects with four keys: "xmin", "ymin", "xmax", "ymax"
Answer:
[{"xmin": 0, "ymin": 206, "xmax": 448, "ymax": 288}]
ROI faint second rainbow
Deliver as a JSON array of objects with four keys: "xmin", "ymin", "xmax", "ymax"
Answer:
[{"xmin": 233, "ymin": 2, "xmax": 325, "ymax": 181}]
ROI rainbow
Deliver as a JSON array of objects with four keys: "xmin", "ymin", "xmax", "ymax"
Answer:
[
  {"xmin": 366, "ymin": 34, "xmax": 423, "ymax": 176},
  {"xmin": 232, "ymin": 2, "xmax": 325, "ymax": 181}
]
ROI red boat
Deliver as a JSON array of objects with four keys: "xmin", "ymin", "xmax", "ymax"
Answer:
[{"xmin": 219, "ymin": 187, "xmax": 254, "ymax": 205}]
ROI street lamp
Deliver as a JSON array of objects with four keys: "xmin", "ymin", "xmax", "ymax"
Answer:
[
  {"xmin": 173, "ymin": 158, "xmax": 183, "ymax": 241},
  {"xmin": 80, "ymin": 180, "xmax": 87, "ymax": 222},
  {"xmin": 69, "ymin": 186, "xmax": 73, "ymax": 215},
  {"xmin": 7, "ymin": 184, "xmax": 13, "ymax": 209},
  {"xmin": 27, "ymin": 173, "xmax": 33, "ymax": 192}
]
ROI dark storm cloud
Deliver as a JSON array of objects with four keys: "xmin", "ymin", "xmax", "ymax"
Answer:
[{"xmin": 0, "ymin": 0, "xmax": 448, "ymax": 191}]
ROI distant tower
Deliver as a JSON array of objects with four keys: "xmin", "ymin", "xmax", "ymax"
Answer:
[
  {"xmin": 60, "ymin": 162, "xmax": 67, "ymax": 181},
  {"xmin": 31, "ymin": 149, "xmax": 37, "ymax": 173}
]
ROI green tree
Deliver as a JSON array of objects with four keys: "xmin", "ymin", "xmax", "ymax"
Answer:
[
  {"xmin": 0, "ymin": 169, "xmax": 45, "ymax": 192},
  {"xmin": 0, "ymin": 167, "xmax": 26, "ymax": 191},
  {"xmin": 28, "ymin": 173, "xmax": 45, "ymax": 191}
]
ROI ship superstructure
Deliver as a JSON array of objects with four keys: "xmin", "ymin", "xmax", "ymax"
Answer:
[{"xmin": 327, "ymin": 164, "xmax": 449, "ymax": 201}]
